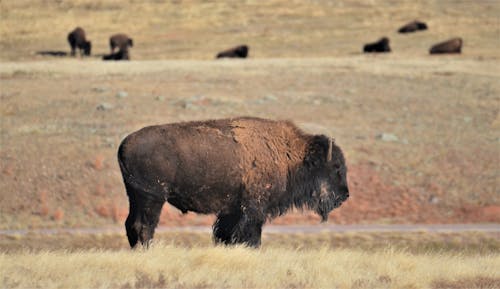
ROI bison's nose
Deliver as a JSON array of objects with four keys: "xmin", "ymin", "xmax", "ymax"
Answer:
[{"xmin": 343, "ymin": 188, "xmax": 349, "ymax": 200}]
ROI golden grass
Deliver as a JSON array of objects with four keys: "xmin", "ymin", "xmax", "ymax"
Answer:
[{"xmin": 1, "ymin": 242, "xmax": 499, "ymax": 289}]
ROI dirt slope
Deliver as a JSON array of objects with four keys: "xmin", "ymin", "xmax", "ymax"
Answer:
[{"xmin": 1, "ymin": 57, "xmax": 498, "ymax": 229}]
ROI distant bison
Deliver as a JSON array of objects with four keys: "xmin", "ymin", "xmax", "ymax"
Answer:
[
  {"xmin": 67, "ymin": 27, "xmax": 91, "ymax": 56},
  {"xmin": 216, "ymin": 45, "xmax": 249, "ymax": 58},
  {"xmin": 109, "ymin": 34, "xmax": 133, "ymax": 53},
  {"xmin": 363, "ymin": 37, "xmax": 391, "ymax": 53},
  {"xmin": 102, "ymin": 49, "xmax": 130, "ymax": 61},
  {"xmin": 118, "ymin": 117, "xmax": 349, "ymax": 248},
  {"xmin": 429, "ymin": 37, "xmax": 462, "ymax": 54},
  {"xmin": 398, "ymin": 20, "xmax": 428, "ymax": 33}
]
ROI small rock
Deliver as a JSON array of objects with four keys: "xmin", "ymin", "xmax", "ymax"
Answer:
[
  {"xmin": 116, "ymin": 91, "xmax": 128, "ymax": 98},
  {"xmin": 103, "ymin": 137, "xmax": 114, "ymax": 147},
  {"xmin": 429, "ymin": 195, "xmax": 439, "ymax": 204},
  {"xmin": 377, "ymin": 133, "xmax": 399, "ymax": 142},
  {"xmin": 96, "ymin": 103, "xmax": 113, "ymax": 111},
  {"xmin": 263, "ymin": 94, "xmax": 278, "ymax": 101}
]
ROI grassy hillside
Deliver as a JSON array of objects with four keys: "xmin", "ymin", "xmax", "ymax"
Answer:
[{"xmin": 1, "ymin": 0, "xmax": 499, "ymax": 60}]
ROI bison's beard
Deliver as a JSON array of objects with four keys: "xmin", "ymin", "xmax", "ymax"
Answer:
[
  {"xmin": 316, "ymin": 194, "xmax": 346, "ymax": 222},
  {"xmin": 316, "ymin": 198, "xmax": 336, "ymax": 222}
]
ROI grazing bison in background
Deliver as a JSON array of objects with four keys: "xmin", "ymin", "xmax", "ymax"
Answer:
[
  {"xmin": 363, "ymin": 37, "xmax": 391, "ymax": 53},
  {"xmin": 102, "ymin": 49, "xmax": 130, "ymax": 61},
  {"xmin": 398, "ymin": 20, "xmax": 428, "ymax": 33},
  {"xmin": 118, "ymin": 117, "xmax": 349, "ymax": 248},
  {"xmin": 430, "ymin": 37, "xmax": 463, "ymax": 54},
  {"xmin": 216, "ymin": 45, "xmax": 249, "ymax": 58},
  {"xmin": 67, "ymin": 27, "xmax": 91, "ymax": 56},
  {"xmin": 109, "ymin": 33, "xmax": 133, "ymax": 53}
]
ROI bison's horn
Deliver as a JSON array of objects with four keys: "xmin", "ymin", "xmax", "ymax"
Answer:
[{"xmin": 327, "ymin": 138, "xmax": 333, "ymax": 162}]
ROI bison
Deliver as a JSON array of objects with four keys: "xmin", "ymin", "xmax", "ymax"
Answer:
[
  {"xmin": 67, "ymin": 27, "xmax": 91, "ymax": 56},
  {"xmin": 216, "ymin": 45, "xmax": 249, "ymax": 58},
  {"xmin": 109, "ymin": 33, "xmax": 133, "ymax": 53},
  {"xmin": 398, "ymin": 20, "xmax": 428, "ymax": 33},
  {"xmin": 429, "ymin": 37, "xmax": 462, "ymax": 54},
  {"xmin": 118, "ymin": 117, "xmax": 349, "ymax": 248},
  {"xmin": 363, "ymin": 37, "xmax": 391, "ymax": 53},
  {"xmin": 102, "ymin": 49, "xmax": 130, "ymax": 61}
]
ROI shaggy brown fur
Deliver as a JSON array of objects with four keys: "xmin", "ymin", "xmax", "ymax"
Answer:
[
  {"xmin": 398, "ymin": 20, "xmax": 428, "ymax": 33},
  {"xmin": 430, "ymin": 37, "xmax": 462, "ymax": 54},
  {"xmin": 118, "ymin": 117, "xmax": 349, "ymax": 248},
  {"xmin": 363, "ymin": 37, "xmax": 391, "ymax": 53},
  {"xmin": 109, "ymin": 34, "xmax": 133, "ymax": 53},
  {"xmin": 216, "ymin": 45, "xmax": 249, "ymax": 58},
  {"xmin": 67, "ymin": 27, "xmax": 91, "ymax": 56}
]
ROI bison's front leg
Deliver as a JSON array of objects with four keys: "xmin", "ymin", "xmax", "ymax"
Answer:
[
  {"xmin": 233, "ymin": 204, "xmax": 265, "ymax": 247},
  {"xmin": 213, "ymin": 204, "xmax": 265, "ymax": 248},
  {"xmin": 213, "ymin": 210, "xmax": 242, "ymax": 245}
]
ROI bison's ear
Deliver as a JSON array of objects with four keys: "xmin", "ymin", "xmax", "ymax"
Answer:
[{"xmin": 304, "ymin": 135, "xmax": 329, "ymax": 167}]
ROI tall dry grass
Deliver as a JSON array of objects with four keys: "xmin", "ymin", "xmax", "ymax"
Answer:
[{"xmin": 1, "ymin": 243, "xmax": 499, "ymax": 288}]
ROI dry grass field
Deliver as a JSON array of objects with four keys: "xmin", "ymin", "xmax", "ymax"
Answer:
[
  {"xmin": 1, "ymin": 231, "xmax": 500, "ymax": 288},
  {"xmin": 2, "ymin": 245, "xmax": 499, "ymax": 289}
]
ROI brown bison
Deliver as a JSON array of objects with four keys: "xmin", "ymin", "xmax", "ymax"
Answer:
[
  {"xmin": 67, "ymin": 27, "xmax": 91, "ymax": 56},
  {"xmin": 102, "ymin": 49, "xmax": 130, "ymax": 61},
  {"xmin": 363, "ymin": 37, "xmax": 391, "ymax": 53},
  {"xmin": 109, "ymin": 33, "xmax": 133, "ymax": 53},
  {"xmin": 118, "ymin": 117, "xmax": 349, "ymax": 248},
  {"xmin": 430, "ymin": 37, "xmax": 462, "ymax": 54},
  {"xmin": 398, "ymin": 20, "xmax": 428, "ymax": 33},
  {"xmin": 216, "ymin": 45, "xmax": 249, "ymax": 58}
]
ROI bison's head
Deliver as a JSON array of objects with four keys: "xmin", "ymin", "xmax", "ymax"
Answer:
[
  {"xmin": 83, "ymin": 41, "xmax": 92, "ymax": 56},
  {"xmin": 306, "ymin": 136, "xmax": 349, "ymax": 222}
]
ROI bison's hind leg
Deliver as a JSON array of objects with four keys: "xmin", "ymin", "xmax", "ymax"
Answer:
[
  {"xmin": 125, "ymin": 209, "xmax": 139, "ymax": 248},
  {"xmin": 124, "ymin": 183, "xmax": 165, "ymax": 248}
]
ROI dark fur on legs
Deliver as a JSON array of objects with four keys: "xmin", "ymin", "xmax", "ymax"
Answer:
[
  {"xmin": 213, "ymin": 210, "xmax": 243, "ymax": 245},
  {"xmin": 213, "ymin": 205, "xmax": 264, "ymax": 247},
  {"xmin": 124, "ymin": 182, "xmax": 164, "ymax": 248}
]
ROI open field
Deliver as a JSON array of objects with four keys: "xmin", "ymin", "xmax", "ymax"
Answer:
[
  {"xmin": 1, "ymin": 1, "xmax": 499, "ymax": 288},
  {"xmin": 1, "ymin": 231, "xmax": 500, "ymax": 288}
]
